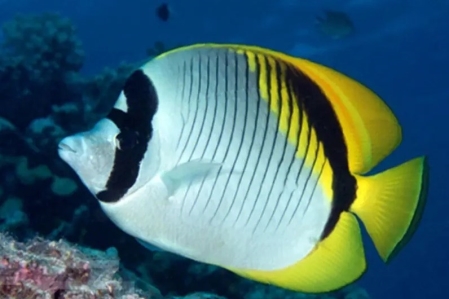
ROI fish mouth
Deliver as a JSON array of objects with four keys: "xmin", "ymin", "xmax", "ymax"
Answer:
[{"xmin": 58, "ymin": 141, "xmax": 76, "ymax": 153}]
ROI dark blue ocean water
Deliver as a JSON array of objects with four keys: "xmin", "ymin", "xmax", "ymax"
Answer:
[{"xmin": 0, "ymin": 0, "xmax": 447, "ymax": 298}]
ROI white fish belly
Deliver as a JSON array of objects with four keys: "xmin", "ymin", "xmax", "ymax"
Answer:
[{"xmin": 146, "ymin": 46, "xmax": 333, "ymax": 270}]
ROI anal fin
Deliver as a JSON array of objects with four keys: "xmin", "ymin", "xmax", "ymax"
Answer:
[{"xmin": 226, "ymin": 212, "xmax": 366, "ymax": 293}]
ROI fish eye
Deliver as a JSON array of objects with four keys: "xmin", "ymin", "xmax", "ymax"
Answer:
[{"xmin": 115, "ymin": 130, "xmax": 139, "ymax": 151}]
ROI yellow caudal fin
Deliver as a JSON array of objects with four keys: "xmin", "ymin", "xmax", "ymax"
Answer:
[
  {"xmin": 350, "ymin": 156, "xmax": 429, "ymax": 262},
  {"xmin": 225, "ymin": 212, "xmax": 366, "ymax": 293}
]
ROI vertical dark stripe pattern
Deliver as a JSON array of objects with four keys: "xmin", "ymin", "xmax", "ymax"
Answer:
[
  {"xmin": 282, "ymin": 61, "xmax": 357, "ymax": 240},
  {"xmin": 189, "ymin": 53, "xmax": 220, "ymax": 215},
  {"xmin": 213, "ymin": 51, "xmax": 244, "ymax": 223},
  {"xmin": 176, "ymin": 61, "xmax": 188, "ymax": 149},
  {"xmin": 241, "ymin": 54, "xmax": 271, "ymax": 227},
  {"xmin": 180, "ymin": 53, "xmax": 205, "ymax": 213},
  {"xmin": 203, "ymin": 50, "xmax": 232, "ymax": 216},
  {"xmin": 252, "ymin": 57, "xmax": 284, "ymax": 232},
  {"xmin": 262, "ymin": 61, "xmax": 291, "ymax": 232},
  {"xmin": 176, "ymin": 56, "xmax": 196, "ymax": 165},
  {"xmin": 232, "ymin": 52, "xmax": 261, "ymax": 226},
  {"xmin": 97, "ymin": 69, "xmax": 158, "ymax": 203},
  {"xmin": 222, "ymin": 51, "xmax": 250, "ymax": 223},
  {"xmin": 275, "ymin": 74, "xmax": 304, "ymax": 230}
]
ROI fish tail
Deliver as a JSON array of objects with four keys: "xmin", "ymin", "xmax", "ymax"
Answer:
[{"xmin": 350, "ymin": 156, "xmax": 429, "ymax": 263}]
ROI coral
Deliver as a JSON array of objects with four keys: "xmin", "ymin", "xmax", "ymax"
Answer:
[
  {"xmin": 0, "ymin": 232, "xmax": 160, "ymax": 298},
  {"xmin": 0, "ymin": 11, "xmax": 137, "ymax": 139},
  {"xmin": 167, "ymin": 294, "xmax": 226, "ymax": 299},
  {"xmin": 47, "ymin": 205, "xmax": 89, "ymax": 241},
  {"xmin": 0, "ymin": 153, "xmax": 78, "ymax": 197},
  {"xmin": 0, "ymin": 11, "xmax": 372, "ymax": 299},
  {"xmin": 50, "ymin": 176, "xmax": 78, "ymax": 197},
  {"xmin": 1, "ymin": 12, "xmax": 84, "ymax": 82},
  {"xmin": 14, "ymin": 156, "xmax": 53, "ymax": 185},
  {"xmin": 80, "ymin": 62, "xmax": 136, "ymax": 121},
  {"xmin": 0, "ymin": 12, "xmax": 85, "ymax": 129}
]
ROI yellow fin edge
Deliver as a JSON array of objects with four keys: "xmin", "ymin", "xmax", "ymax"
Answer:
[
  {"xmin": 156, "ymin": 43, "xmax": 402, "ymax": 174},
  {"xmin": 225, "ymin": 212, "xmax": 366, "ymax": 293},
  {"xmin": 290, "ymin": 59, "xmax": 402, "ymax": 174},
  {"xmin": 351, "ymin": 156, "xmax": 429, "ymax": 262}
]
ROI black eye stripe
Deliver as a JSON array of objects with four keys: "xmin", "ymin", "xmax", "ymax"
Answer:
[
  {"xmin": 106, "ymin": 108, "xmax": 128, "ymax": 131},
  {"xmin": 116, "ymin": 130, "xmax": 140, "ymax": 151},
  {"xmin": 97, "ymin": 69, "xmax": 159, "ymax": 203},
  {"xmin": 124, "ymin": 69, "xmax": 158, "ymax": 125}
]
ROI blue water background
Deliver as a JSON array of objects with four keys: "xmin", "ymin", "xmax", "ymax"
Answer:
[{"xmin": 1, "ymin": 0, "xmax": 448, "ymax": 298}]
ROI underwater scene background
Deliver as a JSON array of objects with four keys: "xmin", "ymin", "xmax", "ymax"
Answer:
[{"xmin": 0, "ymin": 0, "xmax": 447, "ymax": 298}]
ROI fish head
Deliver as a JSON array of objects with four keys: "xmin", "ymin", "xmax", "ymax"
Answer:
[
  {"xmin": 58, "ymin": 69, "xmax": 162, "ymax": 203},
  {"xmin": 58, "ymin": 118, "xmax": 120, "ymax": 196}
]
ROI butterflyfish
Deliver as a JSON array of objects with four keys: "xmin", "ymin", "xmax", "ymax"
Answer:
[{"xmin": 58, "ymin": 43, "xmax": 428, "ymax": 293}]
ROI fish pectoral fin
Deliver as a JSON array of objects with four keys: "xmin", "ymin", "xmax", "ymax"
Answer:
[
  {"xmin": 225, "ymin": 211, "xmax": 366, "ymax": 293},
  {"xmin": 161, "ymin": 159, "xmax": 223, "ymax": 196}
]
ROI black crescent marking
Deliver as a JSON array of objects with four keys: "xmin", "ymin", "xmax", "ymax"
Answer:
[
  {"xmin": 283, "ymin": 63, "xmax": 357, "ymax": 240},
  {"xmin": 96, "ymin": 69, "xmax": 158, "ymax": 203}
]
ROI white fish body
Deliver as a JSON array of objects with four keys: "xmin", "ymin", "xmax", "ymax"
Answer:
[{"xmin": 97, "ymin": 49, "xmax": 330, "ymax": 268}]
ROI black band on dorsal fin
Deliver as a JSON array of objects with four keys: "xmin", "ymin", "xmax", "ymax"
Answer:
[
  {"xmin": 282, "ymin": 61, "xmax": 357, "ymax": 240},
  {"xmin": 98, "ymin": 69, "xmax": 159, "ymax": 203}
]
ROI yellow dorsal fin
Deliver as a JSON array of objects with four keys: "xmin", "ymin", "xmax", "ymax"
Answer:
[
  {"xmin": 285, "ymin": 57, "xmax": 402, "ymax": 174},
  {"xmin": 157, "ymin": 43, "xmax": 402, "ymax": 174},
  {"xmin": 225, "ymin": 211, "xmax": 366, "ymax": 293}
]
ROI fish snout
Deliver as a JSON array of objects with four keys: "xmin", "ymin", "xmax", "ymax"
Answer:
[{"xmin": 58, "ymin": 136, "xmax": 84, "ymax": 157}]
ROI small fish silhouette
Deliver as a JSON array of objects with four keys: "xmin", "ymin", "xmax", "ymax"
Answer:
[
  {"xmin": 156, "ymin": 3, "xmax": 170, "ymax": 21},
  {"xmin": 315, "ymin": 9, "xmax": 355, "ymax": 39}
]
